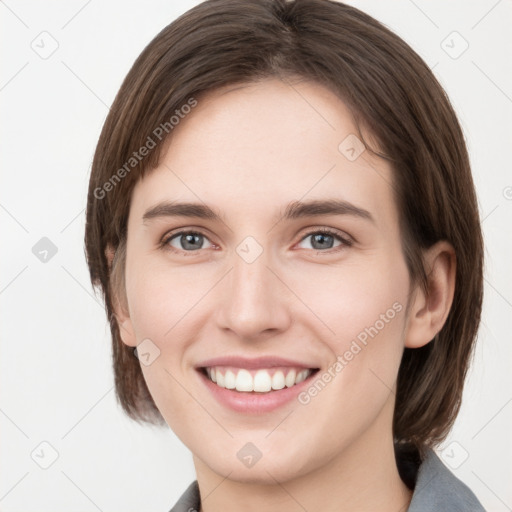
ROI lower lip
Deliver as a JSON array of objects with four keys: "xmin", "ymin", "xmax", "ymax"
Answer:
[{"xmin": 197, "ymin": 369, "xmax": 318, "ymax": 414}]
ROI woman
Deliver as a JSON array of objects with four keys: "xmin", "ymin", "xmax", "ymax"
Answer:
[{"xmin": 84, "ymin": 0, "xmax": 485, "ymax": 510}]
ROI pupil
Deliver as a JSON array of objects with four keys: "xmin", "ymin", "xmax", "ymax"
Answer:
[
  {"xmin": 313, "ymin": 233, "xmax": 333, "ymax": 249},
  {"xmin": 183, "ymin": 233, "xmax": 202, "ymax": 250}
]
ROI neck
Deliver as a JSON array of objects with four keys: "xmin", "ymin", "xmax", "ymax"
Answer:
[{"xmin": 193, "ymin": 400, "xmax": 413, "ymax": 512}]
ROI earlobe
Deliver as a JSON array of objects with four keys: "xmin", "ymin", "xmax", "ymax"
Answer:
[
  {"xmin": 115, "ymin": 313, "xmax": 137, "ymax": 347},
  {"xmin": 105, "ymin": 243, "xmax": 138, "ymax": 347},
  {"xmin": 105, "ymin": 244, "xmax": 116, "ymax": 269},
  {"xmin": 404, "ymin": 241, "xmax": 456, "ymax": 349}
]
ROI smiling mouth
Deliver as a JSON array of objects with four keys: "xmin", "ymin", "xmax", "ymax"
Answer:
[{"xmin": 200, "ymin": 366, "xmax": 320, "ymax": 393}]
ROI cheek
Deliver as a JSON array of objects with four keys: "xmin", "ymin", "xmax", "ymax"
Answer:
[
  {"xmin": 292, "ymin": 253, "xmax": 409, "ymax": 408},
  {"xmin": 287, "ymin": 249, "xmax": 409, "ymax": 342},
  {"xmin": 289, "ymin": 301, "xmax": 407, "ymax": 474},
  {"xmin": 124, "ymin": 261, "xmax": 211, "ymax": 419},
  {"xmin": 127, "ymin": 264, "xmax": 204, "ymax": 431},
  {"xmin": 126, "ymin": 259, "xmax": 204, "ymax": 341}
]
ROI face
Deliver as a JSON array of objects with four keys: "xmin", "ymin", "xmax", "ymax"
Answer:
[{"xmin": 119, "ymin": 78, "xmax": 413, "ymax": 483}]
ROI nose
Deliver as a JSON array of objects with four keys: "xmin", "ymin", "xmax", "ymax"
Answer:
[{"xmin": 214, "ymin": 246, "xmax": 292, "ymax": 341}]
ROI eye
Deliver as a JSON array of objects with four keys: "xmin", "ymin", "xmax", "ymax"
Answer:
[
  {"xmin": 296, "ymin": 228, "xmax": 353, "ymax": 252},
  {"xmin": 159, "ymin": 227, "xmax": 353, "ymax": 255},
  {"xmin": 160, "ymin": 230, "xmax": 214, "ymax": 253}
]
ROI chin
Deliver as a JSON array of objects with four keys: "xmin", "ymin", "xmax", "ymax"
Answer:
[{"xmin": 197, "ymin": 444, "xmax": 320, "ymax": 485}]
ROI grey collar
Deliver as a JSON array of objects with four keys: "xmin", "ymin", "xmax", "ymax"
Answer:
[{"xmin": 406, "ymin": 448, "xmax": 485, "ymax": 511}]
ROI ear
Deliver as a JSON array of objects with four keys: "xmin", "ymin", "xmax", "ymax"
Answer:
[
  {"xmin": 105, "ymin": 244, "xmax": 137, "ymax": 347},
  {"xmin": 404, "ymin": 241, "xmax": 456, "ymax": 349}
]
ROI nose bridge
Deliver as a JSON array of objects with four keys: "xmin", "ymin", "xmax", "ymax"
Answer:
[
  {"xmin": 232, "ymin": 246, "xmax": 269, "ymax": 300},
  {"xmin": 216, "ymin": 238, "xmax": 290, "ymax": 338}
]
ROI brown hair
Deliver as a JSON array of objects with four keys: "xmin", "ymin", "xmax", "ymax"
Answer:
[{"xmin": 84, "ymin": 0, "xmax": 484, "ymax": 460}]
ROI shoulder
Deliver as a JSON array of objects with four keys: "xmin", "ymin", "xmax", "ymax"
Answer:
[
  {"xmin": 168, "ymin": 480, "xmax": 200, "ymax": 512},
  {"xmin": 407, "ymin": 448, "xmax": 486, "ymax": 512}
]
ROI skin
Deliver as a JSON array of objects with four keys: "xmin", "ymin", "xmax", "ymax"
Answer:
[{"xmin": 109, "ymin": 78, "xmax": 456, "ymax": 512}]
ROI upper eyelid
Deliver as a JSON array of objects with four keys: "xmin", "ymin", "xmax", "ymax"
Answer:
[{"xmin": 162, "ymin": 229, "xmax": 215, "ymax": 245}]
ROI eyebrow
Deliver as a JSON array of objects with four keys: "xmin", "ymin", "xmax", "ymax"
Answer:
[{"xmin": 142, "ymin": 199, "xmax": 374, "ymax": 225}]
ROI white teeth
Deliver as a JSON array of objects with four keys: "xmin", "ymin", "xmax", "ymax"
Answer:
[
  {"xmin": 253, "ymin": 370, "xmax": 272, "ymax": 392},
  {"xmin": 285, "ymin": 369, "xmax": 296, "ymax": 388},
  {"xmin": 205, "ymin": 367, "xmax": 313, "ymax": 393},
  {"xmin": 271, "ymin": 371, "xmax": 285, "ymax": 390},
  {"xmin": 235, "ymin": 369, "xmax": 253, "ymax": 392},
  {"xmin": 296, "ymin": 370, "xmax": 308, "ymax": 384},
  {"xmin": 224, "ymin": 370, "xmax": 236, "ymax": 389}
]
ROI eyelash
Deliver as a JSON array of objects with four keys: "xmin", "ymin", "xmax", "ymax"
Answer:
[{"xmin": 158, "ymin": 228, "xmax": 353, "ymax": 255}]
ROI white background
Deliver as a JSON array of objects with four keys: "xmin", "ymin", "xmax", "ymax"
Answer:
[{"xmin": 1, "ymin": 0, "xmax": 511, "ymax": 510}]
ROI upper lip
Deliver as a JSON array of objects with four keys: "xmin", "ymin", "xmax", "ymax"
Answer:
[{"xmin": 195, "ymin": 356, "xmax": 319, "ymax": 370}]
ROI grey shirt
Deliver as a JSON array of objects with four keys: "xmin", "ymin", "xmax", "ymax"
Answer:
[{"xmin": 168, "ymin": 448, "xmax": 485, "ymax": 511}]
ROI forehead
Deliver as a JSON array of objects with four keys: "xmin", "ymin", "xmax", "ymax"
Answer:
[{"xmin": 129, "ymin": 78, "xmax": 398, "ymax": 230}]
